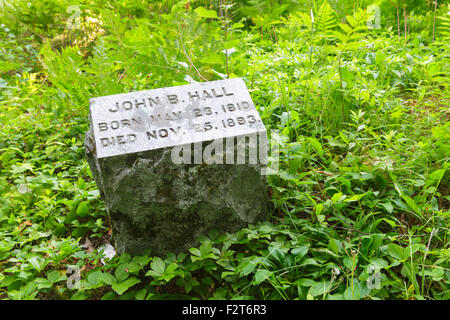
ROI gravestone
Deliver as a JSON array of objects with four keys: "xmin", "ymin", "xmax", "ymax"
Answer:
[{"xmin": 85, "ymin": 78, "xmax": 269, "ymax": 255}]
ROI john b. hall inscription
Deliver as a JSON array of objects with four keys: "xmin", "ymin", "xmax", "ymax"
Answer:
[{"xmin": 89, "ymin": 78, "xmax": 267, "ymax": 159}]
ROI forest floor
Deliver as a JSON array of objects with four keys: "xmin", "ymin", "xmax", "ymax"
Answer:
[{"xmin": 0, "ymin": 1, "xmax": 448, "ymax": 300}]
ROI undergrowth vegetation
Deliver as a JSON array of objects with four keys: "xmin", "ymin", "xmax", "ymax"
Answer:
[{"xmin": 0, "ymin": 0, "xmax": 448, "ymax": 300}]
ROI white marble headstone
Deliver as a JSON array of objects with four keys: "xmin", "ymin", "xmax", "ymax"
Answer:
[{"xmin": 89, "ymin": 78, "xmax": 266, "ymax": 159}]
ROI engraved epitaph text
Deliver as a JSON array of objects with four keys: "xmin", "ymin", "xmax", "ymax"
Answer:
[{"xmin": 89, "ymin": 78, "xmax": 266, "ymax": 159}]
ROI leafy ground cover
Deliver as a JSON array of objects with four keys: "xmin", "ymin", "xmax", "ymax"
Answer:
[{"xmin": 0, "ymin": 0, "xmax": 448, "ymax": 300}]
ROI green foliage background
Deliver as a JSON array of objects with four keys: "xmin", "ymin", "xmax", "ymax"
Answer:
[{"xmin": 0, "ymin": 0, "xmax": 448, "ymax": 300}]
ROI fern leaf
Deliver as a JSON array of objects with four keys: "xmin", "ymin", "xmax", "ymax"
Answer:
[{"xmin": 314, "ymin": 1, "xmax": 337, "ymax": 34}]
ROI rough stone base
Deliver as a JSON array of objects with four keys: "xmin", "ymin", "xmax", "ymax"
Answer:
[{"xmin": 85, "ymin": 129, "xmax": 268, "ymax": 256}]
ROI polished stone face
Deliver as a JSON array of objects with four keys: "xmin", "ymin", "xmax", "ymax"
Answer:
[{"xmin": 89, "ymin": 78, "xmax": 266, "ymax": 159}]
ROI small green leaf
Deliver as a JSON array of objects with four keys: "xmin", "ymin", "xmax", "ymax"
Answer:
[
  {"xmin": 101, "ymin": 272, "xmax": 117, "ymax": 286},
  {"xmin": 306, "ymin": 137, "xmax": 323, "ymax": 156},
  {"xmin": 401, "ymin": 195, "xmax": 421, "ymax": 216},
  {"xmin": 76, "ymin": 201, "xmax": 89, "ymax": 217},
  {"xmin": 111, "ymin": 277, "xmax": 141, "ymax": 295},
  {"xmin": 381, "ymin": 202, "xmax": 393, "ymax": 213},
  {"xmin": 331, "ymin": 192, "xmax": 344, "ymax": 203},
  {"xmin": 239, "ymin": 259, "xmax": 257, "ymax": 276},
  {"xmin": 370, "ymin": 258, "xmax": 388, "ymax": 269},
  {"xmin": 135, "ymin": 288, "xmax": 147, "ymax": 300},
  {"xmin": 150, "ymin": 257, "xmax": 165, "ymax": 275},
  {"xmin": 309, "ymin": 281, "xmax": 332, "ymax": 297},
  {"xmin": 199, "ymin": 241, "xmax": 212, "ymax": 257},
  {"xmin": 301, "ymin": 258, "xmax": 320, "ymax": 266},
  {"xmin": 296, "ymin": 278, "xmax": 316, "ymax": 287},
  {"xmin": 200, "ymin": 54, "xmax": 223, "ymax": 65},
  {"xmin": 115, "ymin": 264, "xmax": 130, "ymax": 283},
  {"xmin": 315, "ymin": 203, "xmax": 323, "ymax": 216},
  {"xmin": 87, "ymin": 270, "xmax": 103, "ymax": 286},
  {"xmin": 29, "ymin": 256, "xmax": 45, "ymax": 271},
  {"xmin": 194, "ymin": 7, "xmax": 219, "ymax": 19},
  {"xmin": 291, "ymin": 245, "xmax": 309, "ymax": 258},
  {"xmin": 189, "ymin": 248, "xmax": 201, "ymax": 257},
  {"xmin": 386, "ymin": 243, "xmax": 405, "ymax": 260},
  {"xmin": 254, "ymin": 269, "xmax": 272, "ymax": 285},
  {"xmin": 231, "ymin": 22, "xmax": 244, "ymax": 29},
  {"xmin": 428, "ymin": 169, "xmax": 445, "ymax": 181},
  {"xmin": 131, "ymin": 256, "xmax": 150, "ymax": 268},
  {"xmin": 119, "ymin": 253, "xmax": 131, "ymax": 264},
  {"xmin": 343, "ymin": 279, "xmax": 370, "ymax": 300},
  {"xmin": 47, "ymin": 270, "xmax": 62, "ymax": 284},
  {"xmin": 431, "ymin": 268, "xmax": 444, "ymax": 281},
  {"xmin": 328, "ymin": 238, "xmax": 339, "ymax": 254},
  {"xmin": 34, "ymin": 277, "xmax": 52, "ymax": 290},
  {"xmin": 345, "ymin": 193, "xmax": 366, "ymax": 202}
]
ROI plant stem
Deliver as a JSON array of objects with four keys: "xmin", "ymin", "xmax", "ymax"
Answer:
[
  {"xmin": 403, "ymin": 4, "xmax": 407, "ymax": 42},
  {"xmin": 432, "ymin": 0, "xmax": 438, "ymax": 41},
  {"xmin": 222, "ymin": 0, "xmax": 230, "ymax": 79}
]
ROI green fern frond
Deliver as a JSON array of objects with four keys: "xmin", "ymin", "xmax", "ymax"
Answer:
[
  {"xmin": 287, "ymin": 11, "xmax": 313, "ymax": 30},
  {"xmin": 437, "ymin": 9, "xmax": 450, "ymax": 40},
  {"xmin": 333, "ymin": 8, "xmax": 370, "ymax": 51},
  {"xmin": 314, "ymin": 1, "xmax": 338, "ymax": 34},
  {"xmin": 346, "ymin": 9, "xmax": 369, "ymax": 31}
]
